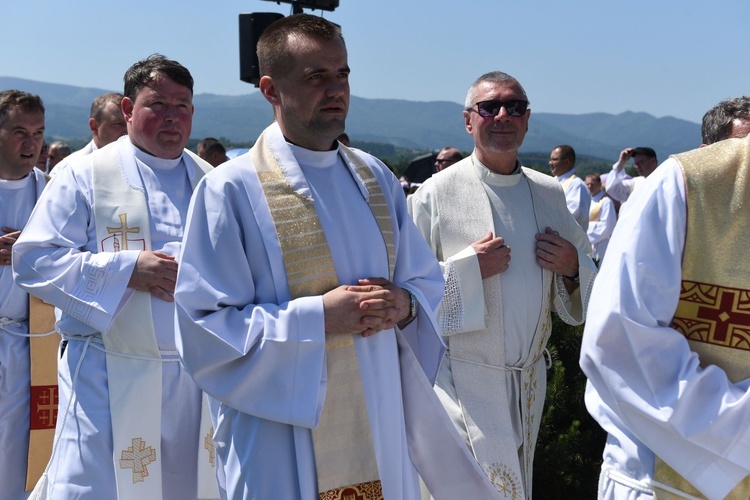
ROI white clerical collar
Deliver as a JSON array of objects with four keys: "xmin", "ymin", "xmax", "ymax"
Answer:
[
  {"xmin": 132, "ymin": 142, "xmax": 183, "ymax": 170},
  {"xmin": 592, "ymin": 190, "xmax": 605, "ymax": 202},
  {"xmin": 288, "ymin": 142, "xmax": 340, "ymax": 170},
  {"xmin": 0, "ymin": 171, "xmax": 33, "ymax": 190},
  {"xmin": 556, "ymin": 169, "xmax": 576, "ymax": 182},
  {"xmin": 472, "ymin": 154, "xmax": 523, "ymax": 187}
]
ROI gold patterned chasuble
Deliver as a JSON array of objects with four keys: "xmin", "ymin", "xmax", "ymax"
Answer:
[{"xmin": 655, "ymin": 138, "xmax": 750, "ymax": 498}]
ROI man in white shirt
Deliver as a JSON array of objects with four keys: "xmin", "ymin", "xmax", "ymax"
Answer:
[
  {"xmin": 605, "ymin": 146, "xmax": 658, "ymax": 203},
  {"xmin": 584, "ymin": 173, "xmax": 616, "ymax": 263},
  {"xmin": 549, "ymin": 144, "xmax": 591, "ymax": 230}
]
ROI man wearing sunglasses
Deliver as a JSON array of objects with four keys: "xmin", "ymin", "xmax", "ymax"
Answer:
[{"xmin": 410, "ymin": 71, "xmax": 597, "ymax": 498}]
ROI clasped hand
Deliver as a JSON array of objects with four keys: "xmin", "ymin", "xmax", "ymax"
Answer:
[{"xmin": 323, "ymin": 277, "xmax": 410, "ymax": 337}]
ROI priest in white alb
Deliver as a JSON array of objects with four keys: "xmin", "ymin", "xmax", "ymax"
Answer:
[
  {"xmin": 174, "ymin": 14, "xmax": 500, "ymax": 500},
  {"xmin": 581, "ymin": 134, "xmax": 750, "ymax": 498},
  {"xmin": 0, "ymin": 90, "xmax": 47, "ymax": 500},
  {"xmin": 13, "ymin": 56, "xmax": 216, "ymax": 499},
  {"xmin": 409, "ymin": 71, "xmax": 597, "ymax": 499},
  {"xmin": 584, "ymin": 173, "xmax": 616, "ymax": 263}
]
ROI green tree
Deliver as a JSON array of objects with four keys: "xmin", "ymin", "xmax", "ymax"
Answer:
[{"xmin": 532, "ymin": 315, "xmax": 606, "ymax": 498}]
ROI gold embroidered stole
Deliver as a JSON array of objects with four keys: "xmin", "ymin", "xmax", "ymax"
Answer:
[
  {"xmin": 26, "ymin": 295, "xmax": 60, "ymax": 490},
  {"xmin": 654, "ymin": 138, "xmax": 750, "ymax": 499},
  {"xmin": 560, "ymin": 173, "xmax": 577, "ymax": 191},
  {"xmin": 92, "ymin": 142, "xmax": 214, "ymax": 499},
  {"xmin": 251, "ymin": 132, "xmax": 393, "ymax": 499},
  {"xmin": 24, "ymin": 169, "xmax": 60, "ymax": 490},
  {"xmin": 589, "ymin": 197, "xmax": 604, "ymax": 222},
  {"xmin": 434, "ymin": 160, "xmax": 568, "ymax": 497}
]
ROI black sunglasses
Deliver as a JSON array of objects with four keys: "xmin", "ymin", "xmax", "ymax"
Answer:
[{"xmin": 470, "ymin": 99, "xmax": 529, "ymax": 118}]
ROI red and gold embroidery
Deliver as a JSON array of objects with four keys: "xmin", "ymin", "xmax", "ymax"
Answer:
[{"xmin": 673, "ymin": 280, "xmax": 750, "ymax": 350}]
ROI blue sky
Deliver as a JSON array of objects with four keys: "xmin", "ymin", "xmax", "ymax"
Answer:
[{"xmin": 2, "ymin": 0, "xmax": 747, "ymax": 124}]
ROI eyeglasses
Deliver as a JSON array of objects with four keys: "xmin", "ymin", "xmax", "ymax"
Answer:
[{"xmin": 470, "ymin": 99, "xmax": 529, "ymax": 118}]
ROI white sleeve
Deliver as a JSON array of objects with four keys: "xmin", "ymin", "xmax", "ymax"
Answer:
[
  {"xmin": 409, "ymin": 184, "xmax": 486, "ymax": 335},
  {"xmin": 13, "ymin": 163, "xmax": 137, "ymax": 335},
  {"xmin": 604, "ymin": 163, "xmax": 634, "ymax": 202},
  {"xmin": 580, "ymin": 158, "xmax": 750, "ymax": 496},
  {"xmin": 565, "ymin": 178, "xmax": 591, "ymax": 231}
]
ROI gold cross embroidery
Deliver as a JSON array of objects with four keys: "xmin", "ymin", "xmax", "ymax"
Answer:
[
  {"xmin": 107, "ymin": 213, "xmax": 141, "ymax": 252},
  {"xmin": 120, "ymin": 437, "xmax": 156, "ymax": 483},
  {"xmin": 36, "ymin": 387, "xmax": 58, "ymax": 427},
  {"xmin": 204, "ymin": 427, "xmax": 216, "ymax": 467}
]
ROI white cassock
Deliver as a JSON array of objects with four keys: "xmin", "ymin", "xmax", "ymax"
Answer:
[
  {"xmin": 604, "ymin": 163, "xmax": 644, "ymax": 203},
  {"xmin": 580, "ymin": 158, "xmax": 750, "ymax": 499},
  {"xmin": 1, "ymin": 167, "xmax": 46, "ymax": 500},
  {"xmin": 13, "ymin": 138, "xmax": 204, "ymax": 499},
  {"xmin": 409, "ymin": 156, "xmax": 597, "ymax": 498},
  {"xmin": 556, "ymin": 169, "xmax": 591, "ymax": 231},
  {"xmin": 587, "ymin": 191, "xmax": 616, "ymax": 262},
  {"xmin": 174, "ymin": 123, "xmax": 501, "ymax": 500}
]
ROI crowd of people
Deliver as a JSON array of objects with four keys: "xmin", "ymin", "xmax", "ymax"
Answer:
[{"xmin": 2, "ymin": 12, "xmax": 750, "ymax": 500}]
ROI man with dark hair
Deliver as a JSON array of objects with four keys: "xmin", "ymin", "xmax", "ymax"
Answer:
[
  {"xmin": 434, "ymin": 146, "xmax": 463, "ymax": 172},
  {"xmin": 196, "ymin": 137, "xmax": 228, "ymax": 167},
  {"xmin": 701, "ymin": 96, "xmax": 750, "ymax": 145},
  {"xmin": 14, "ymin": 55, "xmax": 215, "ymax": 499},
  {"xmin": 174, "ymin": 13, "xmax": 498, "ymax": 500},
  {"xmin": 549, "ymin": 144, "xmax": 591, "ymax": 230},
  {"xmin": 410, "ymin": 71, "xmax": 597, "ymax": 498},
  {"xmin": 0, "ymin": 89, "xmax": 46, "ymax": 500},
  {"xmin": 606, "ymin": 146, "xmax": 658, "ymax": 203}
]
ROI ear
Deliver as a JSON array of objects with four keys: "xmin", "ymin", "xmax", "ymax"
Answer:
[
  {"xmin": 259, "ymin": 76, "xmax": 280, "ymax": 106},
  {"xmin": 121, "ymin": 97, "xmax": 135, "ymax": 122},
  {"xmin": 525, "ymin": 109, "xmax": 531, "ymax": 132},
  {"xmin": 463, "ymin": 110, "xmax": 472, "ymax": 135},
  {"xmin": 88, "ymin": 117, "xmax": 98, "ymax": 135}
]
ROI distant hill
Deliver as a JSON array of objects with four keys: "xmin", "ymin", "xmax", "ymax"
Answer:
[{"xmin": 1, "ymin": 76, "xmax": 702, "ymax": 162}]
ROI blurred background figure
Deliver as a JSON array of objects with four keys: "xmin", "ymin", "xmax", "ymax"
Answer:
[
  {"xmin": 434, "ymin": 146, "xmax": 463, "ymax": 172},
  {"xmin": 197, "ymin": 137, "xmax": 228, "ymax": 167}
]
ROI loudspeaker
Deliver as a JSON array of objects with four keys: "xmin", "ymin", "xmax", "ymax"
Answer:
[{"xmin": 239, "ymin": 12, "xmax": 284, "ymax": 86}]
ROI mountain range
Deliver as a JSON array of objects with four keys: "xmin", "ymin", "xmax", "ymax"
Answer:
[{"xmin": 1, "ymin": 77, "xmax": 703, "ymax": 161}]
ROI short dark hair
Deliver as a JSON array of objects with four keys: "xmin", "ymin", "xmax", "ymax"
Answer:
[
  {"xmin": 257, "ymin": 14, "xmax": 345, "ymax": 79},
  {"xmin": 585, "ymin": 173, "xmax": 601, "ymax": 183},
  {"xmin": 633, "ymin": 147, "xmax": 657, "ymax": 160},
  {"xmin": 123, "ymin": 54, "xmax": 193, "ymax": 102},
  {"xmin": 554, "ymin": 145, "xmax": 576, "ymax": 164},
  {"xmin": 0, "ymin": 89, "xmax": 44, "ymax": 128},
  {"xmin": 197, "ymin": 137, "xmax": 226, "ymax": 156},
  {"xmin": 701, "ymin": 97, "xmax": 750, "ymax": 145},
  {"xmin": 90, "ymin": 92, "xmax": 124, "ymax": 121}
]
